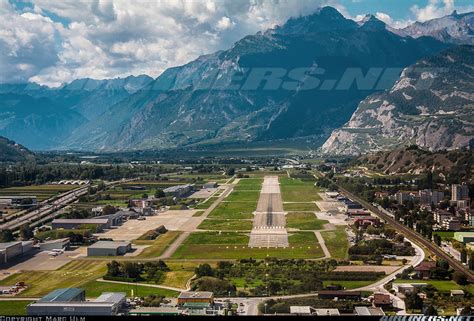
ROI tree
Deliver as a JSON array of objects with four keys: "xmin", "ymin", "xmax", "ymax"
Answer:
[
  {"xmin": 459, "ymin": 306, "xmax": 472, "ymax": 316},
  {"xmin": 154, "ymin": 189, "xmax": 165, "ymax": 198},
  {"xmin": 405, "ymin": 292, "xmax": 423, "ymax": 310},
  {"xmin": 453, "ymin": 272, "xmax": 468, "ymax": 285},
  {"xmin": 102, "ymin": 205, "xmax": 117, "ymax": 215},
  {"xmin": 19, "ymin": 224, "xmax": 33, "ymax": 240},
  {"xmin": 142, "ymin": 193, "xmax": 149, "ymax": 199},
  {"xmin": 424, "ymin": 305, "xmax": 438, "ymax": 316},
  {"xmin": 123, "ymin": 262, "xmax": 142, "ymax": 279},
  {"xmin": 107, "ymin": 261, "xmax": 121, "ymax": 277},
  {"xmin": 460, "ymin": 249, "xmax": 467, "ymax": 263},
  {"xmin": 0, "ymin": 229, "xmax": 14, "ymax": 242},
  {"xmin": 226, "ymin": 168, "xmax": 235, "ymax": 176},
  {"xmin": 195, "ymin": 263, "xmax": 214, "ymax": 277}
]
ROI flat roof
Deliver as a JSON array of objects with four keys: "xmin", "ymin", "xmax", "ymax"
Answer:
[
  {"xmin": 89, "ymin": 241, "xmax": 130, "ymax": 249},
  {"xmin": 315, "ymin": 309, "xmax": 340, "ymax": 316},
  {"xmin": 355, "ymin": 306, "xmax": 385, "ymax": 316},
  {"xmin": 39, "ymin": 288, "xmax": 84, "ymax": 302},
  {"xmin": 164, "ymin": 184, "xmax": 193, "ymax": 192},
  {"xmin": 178, "ymin": 291, "xmax": 213, "ymax": 299},
  {"xmin": 94, "ymin": 292, "xmax": 126, "ymax": 303},
  {"xmin": 290, "ymin": 306, "xmax": 311, "ymax": 314},
  {"xmin": 0, "ymin": 241, "xmax": 23, "ymax": 249},
  {"xmin": 0, "ymin": 196, "xmax": 37, "ymax": 199},
  {"xmin": 52, "ymin": 219, "xmax": 109, "ymax": 224}
]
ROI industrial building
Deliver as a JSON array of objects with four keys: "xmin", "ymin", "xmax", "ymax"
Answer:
[
  {"xmin": 87, "ymin": 241, "xmax": 132, "ymax": 256},
  {"xmin": 0, "ymin": 241, "xmax": 34, "ymax": 265},
  {"xmin": 39, "ymin": 238, "xmax": 70, "ymax": 251},
  {"xmin": 164, "ymin": 184, "xmax": 194, "ymax": 197},
  {"xmin": 0, "ymin": 196, "xmax": 37, "ymax": 207},
  {"xmin": 52, "ymin": 218, "xmax": 110, "ymax": 230},
  {"xmin": 354, "ymin": 306, "xmax": 385, "ymax": 316},
  {"xmin": 27, "ymin": 288, "xmax": 126, "ymax": 316},
  {"xmin": 177, "ymin": 291, "xmax": 214, "ymax": 307},
  {"xmin": 203, "ymin": 182, "xmax": 218, "ymax": 189},
  {"xmin": 454, "ymin": 232, "xmax": 474, "ymax": 243}
]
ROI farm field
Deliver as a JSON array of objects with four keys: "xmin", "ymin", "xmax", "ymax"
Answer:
[
  {"xmin": 132, "ymin": 231, "xmax": 181, "ymax": 258},
  {"xmin": 280, "ymin": 178, "xmax": 321, "ymax": 202},
  {"xmin": 321, "ymin": 226, "xmax": 349, "ymax": 259},
  {"xmin": 286, "ymin": 213, "xmax": 328, "ymax": 230},
  {"xmin": 322, "ymin": 280, "xmax": 375, "ymax": 290},
  {"xmin": 283, "ymin": 202, "xmax": 320, "ymax": 211},
  {"xmin": 0, "ymin": 261, "xmax": 107, "ymax": 297},
  {"xmin": 0, "ymin": 184, "xmax": 78, "ymax": 201},
  {"xmin": 172, "ymin": 231, "xmax": 324, "ymax": 259}
]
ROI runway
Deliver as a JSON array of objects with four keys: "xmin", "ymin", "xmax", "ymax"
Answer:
[{"xmin": 249, "ymin": 176, "xmax": 289, "ymax": 248}]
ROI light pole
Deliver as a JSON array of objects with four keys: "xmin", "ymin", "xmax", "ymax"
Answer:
[{"xmin": 264, "ymin": 303, "xmax": 267, "ymax": 315}]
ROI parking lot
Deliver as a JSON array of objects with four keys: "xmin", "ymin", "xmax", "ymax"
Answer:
[
  {"xmin": 0, "ymin": 250, "xmax": 72, "ymax": 276},
  {"xmin": 98, "ymin": 209, "xmax": 202, "ymax": 241}
]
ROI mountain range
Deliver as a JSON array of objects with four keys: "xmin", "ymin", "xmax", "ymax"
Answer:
[{"xmin": 0, "ymin": 7, "xmax": 472, "ymax": 153}]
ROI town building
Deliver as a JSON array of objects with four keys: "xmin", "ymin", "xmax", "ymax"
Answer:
[
  {"xmin": 177, "ymin": 291, "xmax": 214, "ymax": 307},
  {"xmin": 373, "ymin": 293, "xmax": 391, "ymax": 307},
  {"xmin": 442, "ymin": 217, "xmax": 462, "ymax": 231},
  {"xmin": 452, "ymin": 184, "xmax": 470, "ymax": 201},
  {"xmin": 419, "ymin": 189, "xmax": 444, "ymax": 206},
  {"xmin": 454, "ymin": 232, "xmax": 474, "ymax": 244},
  {"xmin": 464, "ymin": 211, "xmax": 474, "ymax": 227},
  {"xmin": 394, "ymin": 191, "xmax": 416, "ymax": 204},
  {"xmin": 414, "ymin": 261, "xmax": 436, "ymax": 279},
  {"xmin": 27, "ymin": 288, "xmax": 126, "ymax": 316},
  {"xmin": 433, "ymin": 210, "xmax": 455, "ymax": 225},
  {"xmin": 87, "ymin": 241, "xmax": 132, "ymax": 256},
  {"xmin": 354, "ymin": 306, "xmax": 385, "ymax": 316},
  {"xmin": 39, "ymin": 238, "xmax": 70, "ymax": 251},
  {"xmin": 0, "ymin": 241, "xmax": 34, "ymax": 265},
  {"xmin": 392, "ymin": 283, "xmax": 428, "ymax": 295}
]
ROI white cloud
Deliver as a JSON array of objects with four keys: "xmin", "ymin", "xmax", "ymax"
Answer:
[
  {"xmin": 375, "ymin": 12, "xmax": 412, "ymax": 29},
  {"xmin": 411, "ymin": 0, "xmax": 455, "ymax": 22}
]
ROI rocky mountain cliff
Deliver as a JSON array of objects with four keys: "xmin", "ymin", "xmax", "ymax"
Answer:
[
  {"xmin": 62, "ymin": 7, "xmax": 448, "ymax": 151},
  {"xmin": 398, "ymin": 11, "xmax": 473, "ymax": 45},
  {"xmin": 321, "ymin": 45, "xmax": 474, "ymax": 155}
]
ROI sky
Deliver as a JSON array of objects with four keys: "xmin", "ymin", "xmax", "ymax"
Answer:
[{"xmin": 1, "ymin": 0, "xmax": 473, "ymax": 87}]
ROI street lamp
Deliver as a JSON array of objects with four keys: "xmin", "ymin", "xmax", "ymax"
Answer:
[{"xmin": 264, "ymin": 303, "xmax": 267, "ymax": 315}]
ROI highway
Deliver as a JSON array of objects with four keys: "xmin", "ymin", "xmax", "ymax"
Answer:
[
  {"xmin": 322, "ymin": 173, "xmax": 474, "ymax": 282},
  {"xmin": 0, "ymin": 179, "xmax": 136, "ymax": 231}
]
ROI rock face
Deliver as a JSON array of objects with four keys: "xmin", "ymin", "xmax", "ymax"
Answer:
[
  {"xmin": 321, "ymin": 45, "xmax": 474, "ymax": 155},
  {"xmin": 398, "ymin": 11, "xmax": 473, "ymax": 45},
  {"xmin": 61, "ymin": 7, "xmax": 448, "ymax": 151}
]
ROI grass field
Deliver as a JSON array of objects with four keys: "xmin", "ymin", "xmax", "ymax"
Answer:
[
  {"xmin": 0, "ymin": 301, "xmax": 32, "ymax": 315},
  {"xmin": 133, "ymin": 231, "xmax": 181, "ymax": 258},
  {"xmin": 80, "ymin": 280, "xmax": 179, "ymax": 298},
  {"xmin": 322, "ymin": 280, "xmax": 375, "ymax": 290},
  {"xmin": 0, "ymin": 261, "xmax": 107, "ymax": 297},
  {"xmin": 432, "ymin": 231, "xmax": 455, "ymax": 241},
  {"xmin": 197, "ymin": 218, "xmax": 253, "ymax": 231},
  {"xmin": 0, "ymin": 184, "xmax": 77, "ymax": 201},
  {"xmin": 208, "ymin": 201, "xmax": 255, "ymax": 219},
  {"xmin": 233, "ymin": 178, "xmax": 263, "ymax": 191},
  {"xmin": 224, "ymin": 190, "xmax": 260, "ymax": 202},
  {"xmin": 321, "ymin": 226, "xmax": 349, "ymax": 259},
  {"xmin": 286, "ymin": 213, "xmax": 328, "ymax": 230},
  {"xmin": 283, "ymin": 202, "xmax": 320, "ymax": 211},
  {"xmin": 172, "ymin": 231, "xmax": 324, "ymax": 259},
  {"xmin": 280, "ymin": 178, "xmax": 321, "ymax": 202}
]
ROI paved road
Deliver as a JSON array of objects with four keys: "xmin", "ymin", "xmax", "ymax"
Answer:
[
  {"xmin": 249, "ymin": 176, "xmax": 288, "ymax": 248},
  {"xmin": 0, "ymin": 179, "xmax": 137, "ymax": 231}
]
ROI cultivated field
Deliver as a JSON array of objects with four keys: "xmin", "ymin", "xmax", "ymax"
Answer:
[{"xmin": 0, "ymin": 184, "xmax": 77, "ymax": 201}]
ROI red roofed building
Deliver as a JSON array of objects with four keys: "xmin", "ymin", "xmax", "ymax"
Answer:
[
  {"xmin": 373, "ymin": 293, "xmax": 391, "ymax": 307},
  {"xmin": 415, "ymin": 261, "xmax": 436, "ymax": 279}
]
